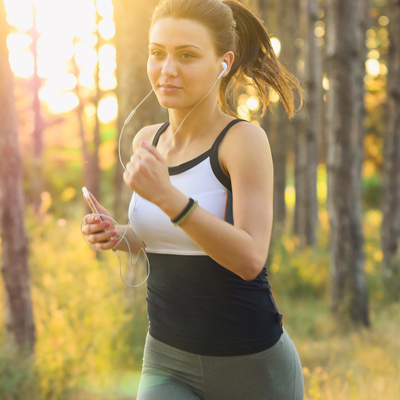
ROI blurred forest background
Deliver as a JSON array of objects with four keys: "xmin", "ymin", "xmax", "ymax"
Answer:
[{"xmin": 0, "ymin": 0, "xmax": 399, "ymax": 399}]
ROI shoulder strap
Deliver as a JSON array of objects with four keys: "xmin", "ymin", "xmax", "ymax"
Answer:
[
  {"xmin": 152, "ymin": 122, "xmax": 170, "ymax": 146},
  {"xmin": 210, "ymin": 119, "xmax": 247, "ymax": 191}
]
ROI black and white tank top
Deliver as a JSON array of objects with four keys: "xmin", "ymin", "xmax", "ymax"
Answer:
[{"xmin": 129, "ymin": 119, "xmax": 283, "ymax": 356}]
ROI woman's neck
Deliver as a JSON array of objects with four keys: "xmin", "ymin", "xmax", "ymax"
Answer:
[{"xmin": 166, "ymin": 99, "xmax": 225, "ymax": 148}]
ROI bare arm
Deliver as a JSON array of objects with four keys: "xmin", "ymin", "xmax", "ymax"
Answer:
[{"xmin": 124, "ymin": 122, "xmax": 274, "ymax": 281}]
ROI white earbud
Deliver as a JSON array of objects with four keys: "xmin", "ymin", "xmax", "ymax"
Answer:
[{"xmin": 217, "ymin": 62, "xmax": 228, "ymax": 80}]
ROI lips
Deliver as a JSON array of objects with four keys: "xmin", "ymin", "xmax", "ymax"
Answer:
[
  {"xmin": 159, "ymin": 83, "xmax": 181, "ymax": 89},
  {"xmin": 158, "ymin": 83, "xmax": 182, "ymax": 94}
]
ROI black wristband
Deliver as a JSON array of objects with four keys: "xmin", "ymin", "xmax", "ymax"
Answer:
[{"xmin": 171, "ymin": 198, "xmax": 195, "ymax": 224}]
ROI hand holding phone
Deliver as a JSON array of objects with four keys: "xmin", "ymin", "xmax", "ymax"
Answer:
[
  {"xmin": 82, "ymin": 187, "xmax": 118, "ymax": 247},
  {"xmin": 82, "ymin": 187, "xmax": 101, "ymax": 217}
]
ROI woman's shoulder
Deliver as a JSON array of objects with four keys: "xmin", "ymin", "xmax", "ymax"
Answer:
[
  {"xmin": 220, "ymin": 120, "xmax": 271, "ymax": 158},
  {"xmin": 227, "ymin": 119, "xmax": 268, "ymax": 141},
  {"xmin": 218, "ymin": 119, "xmax": 273, "ymax": 177},
  {"xmin": 132, "ymin": 122, "xmax": 166, "ymax": 152}
]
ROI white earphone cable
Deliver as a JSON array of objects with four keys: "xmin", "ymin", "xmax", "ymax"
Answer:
[{"xmin": 81, "ymin": 63, "xmax": 227, "ymax": 288}]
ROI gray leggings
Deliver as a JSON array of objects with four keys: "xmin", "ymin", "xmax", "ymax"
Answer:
[{"xmin": 137, "ymin": 327, "xmax": 304, "ymax": 400}]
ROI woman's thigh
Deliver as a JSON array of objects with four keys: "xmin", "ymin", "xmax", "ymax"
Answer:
[
  {"xmin": 137, "ymin": 328, "xmax": 304, "ymax": 400},
  {"xmin": 137, "ymin": 333, "xmax": 203, "ymax": 400},
  {"xmin": 137, "ymin": 374, "xmax": 201, "ymax": 400},
  {"xmin": 200, "ymin": 328, "xmax": 304, "ymax": 400}
]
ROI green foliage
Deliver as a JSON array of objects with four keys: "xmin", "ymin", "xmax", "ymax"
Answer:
[
  {"xmin": 267, "ymin": 211, "xmax": 331, "ymax": 301},
  {"xmin": 21, "ymin": 124, "xmax": 118, "ymax": 221},
  {"xmin": 0, "ymin": 345, "xmax": 40, "ymax": 400},
  {"xmin": 362, "ymin": 172, "xmax": 382, "ymax": 210},
  {"xmin": 0, "ymin": 195, "xmax": 398, "ymax": 399},
  {"xmin": 24, "ymin": 205, "xmax": 148, "ymax": 399}
]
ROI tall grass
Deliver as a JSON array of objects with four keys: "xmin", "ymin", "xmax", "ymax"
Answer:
[{"xmin": 0, "ymin": 199, "xmax": 399, "ymax": 399}]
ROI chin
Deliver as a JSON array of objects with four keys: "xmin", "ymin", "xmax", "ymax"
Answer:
[
  {"xmin": 156, "ymin": 94, "xmax": 186, "ymax": 110},
  {"xmin": 157, "ymin": 98, "xmax": 179, "ymax": 109}
]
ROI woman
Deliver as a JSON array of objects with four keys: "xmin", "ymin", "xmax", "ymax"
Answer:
[{"xmin": 83, "ymin": 0, "xmax": 305, "ymax": 398}]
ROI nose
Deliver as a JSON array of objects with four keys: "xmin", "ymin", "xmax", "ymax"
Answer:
[{"xmin": 161, "ymin": 56, "xmax": 178, "ymax": 78}]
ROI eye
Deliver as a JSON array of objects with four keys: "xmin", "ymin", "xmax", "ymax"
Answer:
[
  {"xmin": 181, "ymin": 52, "xmax": 194, "ymax": 59},
  {"xmin": 150, "ymin": 50, "xmax": 163, "ymax": 58}
]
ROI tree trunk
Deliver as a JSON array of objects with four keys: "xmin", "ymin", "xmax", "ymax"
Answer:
[
  {"xmin": 256, "ymin": 0, "xmax": 282, "ymax": 273},
  {"xmin": 276, "ymin": 0, "xmax": 298, "ymax": 231},
  {"xmin": 257, "ymin": 0, "xmax": 289, "ymax": 233},
  {"xmin": 30, "ymin": 3, "xmax": 44, "ymax": 214},
  {"xmin": 381, "ymin": 0, "xmax": 400, "ymax": 280},
  {"xmin": 71, "ymin": 43, "xmax": 92, "ymax": 216},
  {"xmin": 293, "ymin": 0, "xmax": 321, "ymax": 248},
  {"xmin": 326, "ymin": 0, "xmax": 369, "ymax": 327},
  {"xmin": 0, "ymin": 0, "xmax": 35, "ymax": 351},
  {"xmin": 256, "ymin": 0, "xmax": 296, "ymax": 270},
  {"xmin": 87, "ymin": 9, "xmax": 103, "ymax": 202},
  {"xmin": 113, "ymin": 0, "xmax": 166, "ymax": 222}
]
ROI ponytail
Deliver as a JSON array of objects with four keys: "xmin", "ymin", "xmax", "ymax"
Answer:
[
  {"xmin": 152, "ymin": 0, "xmax": 305, "ymax": 119},
  {"xmin": 221, "ymin": 0, "xmax": 304, "ymax": 119}
]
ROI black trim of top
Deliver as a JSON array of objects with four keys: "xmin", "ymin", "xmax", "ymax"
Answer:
[
  {"xmin": 152, "ymin": 122, "xmax": 170, "ymax": 146},
  {"xmin": 169, "ymin": 150, "xmax": 211, "ymax": 175},
  {"xmin": 210, "ymin": 119, "xmax": 247, "ymax": 191},
  {"xmin": 151, "ymin": 119, "xmax": 247, "ymax": 178},
  {"xmin": 226, "ymin": 190, "xmax": 234, "ymax": 225},
  {"xmin": 152, "ymin": 121, "xmax": 210, "ymax": 175}
]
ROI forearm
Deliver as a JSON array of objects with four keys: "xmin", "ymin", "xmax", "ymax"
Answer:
[
  {"xmin": 114, "ymin": 224, "xmax": 144, "ymax": 254},
  {"xmin": 157, "ymin": 188, "xmax": 270, "ymax": 281}
]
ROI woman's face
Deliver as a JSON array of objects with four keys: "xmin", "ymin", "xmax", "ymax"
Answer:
[{"xmin": 148, "ymin": 18, "xmax": 225, "ymax": 110}]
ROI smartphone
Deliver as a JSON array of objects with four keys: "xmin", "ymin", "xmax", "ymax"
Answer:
[
  {"xmin": 82, "ymin": 187, "xmax": 109, "ymax": 243},
  {"xmin": 82, "ymin": 187, "xmax": 101, "ymax": 217}
]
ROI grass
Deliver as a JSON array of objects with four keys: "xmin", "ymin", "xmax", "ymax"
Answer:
[
  {"xmin": 0, "ymin": 199, "xmax": 399, "ymax": 399},
  {"xmin": 67, "ymin": 297, "xmax": 400, "ymax": 400},
  {"xmin": 281, "ymin": 297, "xmax": 400, "ymax": 400}
]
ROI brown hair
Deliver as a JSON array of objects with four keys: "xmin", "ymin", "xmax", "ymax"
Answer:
[{"xmin": 151, "ymin": 0, "xmax": 305, "ymax": 119}]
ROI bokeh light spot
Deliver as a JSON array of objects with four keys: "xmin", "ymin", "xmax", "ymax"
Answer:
[{"xmin": 98, "ymin": 95, "xmax": 118, "ymax": 123}]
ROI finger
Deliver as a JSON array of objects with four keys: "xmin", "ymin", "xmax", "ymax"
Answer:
[
  {"xmin": 130, "ymin": 152, "xmax": 143, "ymax": 164},
  {"xmin": 83, "ymin": 221, "xmax": 111, "ymax": 236},
  {"xmin": 88, "ymin": 229, "xmax": 118, "ymax": 244},
  {"xmin": 126, "ymin": 161, "xmax": 136, "ymax": 175},
  {"xmin": 83, "ymin": 216, "xmax": 113, "ymax": 233},
  {"xmin": 90, "ymin": 215, "xmax": 104, "ymax": 225},
  {"xmin": 133, "ymin": 147, "xmax": 157, "ymax": 162},
  {"xmin": 141, "ymin": 141, "xmax": 164, "ymax": 162},
  {"xmin": 83, "ymin": 214, "xmax": 99, "ymax": 226},
  {"xmin": 92, "ymin": 237, "xmax": 119, "ymax": 251},
  {"xmin": 123, "ymin": 170, "xmax": 133, "ymax": 188}
]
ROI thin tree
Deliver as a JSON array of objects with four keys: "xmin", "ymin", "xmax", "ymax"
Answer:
[
  {"xmin": 88, "ymin": 7, "xmax": 103, "ymax": 202},
  {"xmin": 276, "ymin": 0, "xmax": 299, "ymax": 231},
  {"xmin": 256, "ymin": 0, "xmax": 289, "ymax": 233},
  {"xmin": 72, "ymin": 39, "xmax": 91, "ymax": 201},
  {"xmin": 274, "ymin": 0, "xmax": 290, "ymax": 232},
  {"xmin": 113, "ymin": 0, "xmax": 166, "ymax": 221},
  {"xmin": 254, "ymin": 0, "xmax": 283, "ymax": 273},
  {"xmin": 326, "ymin": 0, "xmax": 369, "ymax": 327},
  {"xmin": 0, "ymin": 0, "xmax": 35, "ymax": 350},
  {"xmin": 293, "ymin": 0, "xmax": 321, "ymax": 248},
  {"xmin": 381, "ymin": 0, "xmax": 400, "ymax": 283},
  {"xmin": 30, "ymin": 3, "xmax": 44, "ymax": 214}
]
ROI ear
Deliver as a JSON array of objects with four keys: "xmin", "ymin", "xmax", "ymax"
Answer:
[{"xmin": 221, "ymin": 51, "xmax": 235, "ymax": 77}]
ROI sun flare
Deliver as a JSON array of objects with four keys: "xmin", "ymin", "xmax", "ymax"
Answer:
[{"xmin": 4, "ymin": 0, "xmax": 117, "ymax": 120}]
